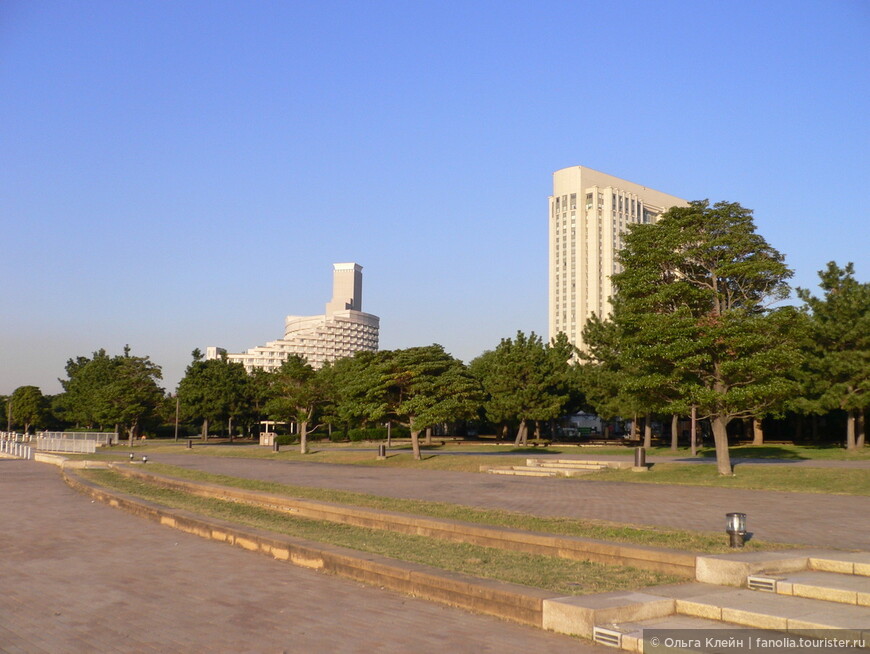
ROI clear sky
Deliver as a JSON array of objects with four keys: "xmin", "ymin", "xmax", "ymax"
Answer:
[{"xmin": 2, "ymin": 0, "xmax": 868, "ymax": 396}]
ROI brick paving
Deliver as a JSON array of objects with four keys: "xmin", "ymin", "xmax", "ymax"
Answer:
[
  {"xmin": 149, "ymin": 452, "xmax": 870, "ymax": 550},
  {"xmin": 0, "ymin": 460, "xmax": 609, "ymax": 654}
]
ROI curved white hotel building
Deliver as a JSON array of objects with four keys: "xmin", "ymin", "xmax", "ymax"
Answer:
[
  {"xmin": 208, "ymin": 263, "xmax": 379, "ymax": 372},
  {"xmin": 549, "ymin": 166, "xmax": 686, "ymax": 350}
]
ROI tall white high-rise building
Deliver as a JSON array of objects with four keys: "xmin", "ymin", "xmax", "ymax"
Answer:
[
  {"xmin": 549, "ymin": 166, "xmax": 687, "ymax": 350},
  {"xmin": 208, "ymin": 263, "xmax": 379, "ymax": 372}
]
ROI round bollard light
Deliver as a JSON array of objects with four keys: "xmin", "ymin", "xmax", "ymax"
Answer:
[
  {"xmin": 726, "ymin": 512, "xmax": 747, "ymax": 547},
  {"xmin": 142, "ymin": 455, "xmax": 148, "ymax": 464},
  {"xmin": 129, "ymin": 453, "xmax": 134, "ymax": 462}
]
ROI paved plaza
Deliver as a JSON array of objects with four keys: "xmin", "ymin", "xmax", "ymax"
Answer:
[
  {"xmin": 0, "ymin": 459, "xmax": 608, "ymax": 653},
  {"xmin": 149, "ymin": 452, "xmax": 870, "ymax": 550}
]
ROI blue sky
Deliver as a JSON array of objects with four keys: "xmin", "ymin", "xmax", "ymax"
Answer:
[{"xmin": 2, "ymin": 0, "xmax": 868, "ymax": 396}]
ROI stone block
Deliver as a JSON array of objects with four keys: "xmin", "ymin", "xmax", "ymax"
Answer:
[
  {"xmin": 542, "ymin": 591, "xmax": 673, "ymax": 638},
  {"xmin": 695, "ymin": 551, "xmax": 812, "ymax": 586}
]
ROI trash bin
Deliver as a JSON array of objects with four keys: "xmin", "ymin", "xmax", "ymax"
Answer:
[{"xmin": 634, "ymin": 446, "xmax": 646, "ymax": 467}]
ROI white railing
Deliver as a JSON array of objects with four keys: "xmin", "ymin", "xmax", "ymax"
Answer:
[
  {"xmin": 0, "ymin": 438, "xmax": 33, "ymax": 459},
  {"xmin": 39, "ymin": 431, "xmax": 117, "ymax": 446},
  {"xmin": 36, "ymin": 438, "xmax": 97, "ymax": 454}
]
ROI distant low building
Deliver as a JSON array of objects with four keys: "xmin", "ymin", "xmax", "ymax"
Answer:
[{"xmin": 208, "ymin": 263, "xmax": 379, "ymax": 372}]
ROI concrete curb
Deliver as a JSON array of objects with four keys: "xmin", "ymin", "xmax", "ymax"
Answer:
[{"xmin": 114, "ymin": 464, "xmax": 697, "ymax": 578}]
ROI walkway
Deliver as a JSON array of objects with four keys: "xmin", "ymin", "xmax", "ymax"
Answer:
[
  {"xmin": 149, "ymin": 452, "xmax": 869, "ymax": 550},
  {"xmin": 0, "ymin": 459, "xmax": 611, "ymax": 654}
]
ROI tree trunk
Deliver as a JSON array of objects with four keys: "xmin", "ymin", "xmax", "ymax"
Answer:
[
  {"xmin": 499, "ymin": 424, "xmax": 508, "ymax": 442},
  {"xmin": 752, "ymin": 418, "xmax": 764, "ymax": 446},
  {"xmin": 534, "ymin": 421, "xmax": 541, "ymax": 439},
  {"xmin": 857, "ymin": 411, "xmax": 866, "ymax": 449},
  {"xmin": 411, "ymin": 428, "xmax": 422, "ymax": 460},
  {"xmin": 425, "ymin": 426, "xmax": 432, "ymax": 446},
  {"xmin": 387, "ymin": 421, "xmax": 392, "ymax": 447},
  {"xmin": 228, "ymin": 416, "xmax": 234, "ymax": 442},
  {"xmin": 671, "ymin": 414, "xmax": 679, "ymax": 451},
  {"xmin": 643, "ymin": 414, "xmax": 652, "ymax": 449},
  {"xmin": 630, "ymin": 415, "xmax": 639, "ymax": 441},
  {"xmin": 846, "ymin": 410, "xmax": 857, "ymax": 451},
  {"xmin": 690, "ymin": 406, "xmax": 698, "ymax": 456},
  {"xmin": 299, "ymin": 420, "xmax": 309, "ymax": 454},
  {"xmin": 514, "ymin": 419, "xmax": 528, "ymax": 446},
  {"xmin": 201, "ymin": 418, "xmax": 209, "ymax": 441},
  {"xmin": 710, "ymin": 415, "xmax": 733, "ymax": 475}
]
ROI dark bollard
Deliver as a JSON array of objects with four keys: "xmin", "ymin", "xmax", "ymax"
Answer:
[
  {"xmin": 187, "ymin": 439, "xmax": 192, "ymax": 449},
  {"xmin": 377, "ymin": 444, "xmax": 386, "ymax": 459},
  {"xmin": 272, "ymin": 441, "xmax": 280, "ymax": 453},
  {"xmin": 634, "ymin": 446, "xmax": 646, "ymax": 468}
]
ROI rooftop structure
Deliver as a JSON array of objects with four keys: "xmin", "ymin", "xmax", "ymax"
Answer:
[{"xmin": 208, "ymin": 263, "xmax": 379, "ymax": 372}]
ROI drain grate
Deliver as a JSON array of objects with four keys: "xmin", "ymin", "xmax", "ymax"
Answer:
[
  {"xmin": 592, "ymin": 626, "xmax": 623, "ymax": 648},
  {"xmin": 747, "ymin": 575, "xmax": 777, "ymax": 592}
]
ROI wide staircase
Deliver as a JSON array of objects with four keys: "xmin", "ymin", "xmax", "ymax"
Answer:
[
  {"xmin": 543, "ymin": 550, "xmax": 870, "ymax": 652},
  {"xmin": 482, "ymin": 458, "xmax": 636, "ymax": 477}
]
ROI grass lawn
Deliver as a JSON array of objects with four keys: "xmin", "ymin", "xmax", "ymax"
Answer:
[
  {"xmin": 82, "ymin": 468, "xmax": 680, "ymax": 595},
  {"xmin": 128, "ymin": 462, "xmax": 785, "ymax": 553},
  {"xmin": 585, "ymin": 462, "xmax": 870, "ymax": 496}
]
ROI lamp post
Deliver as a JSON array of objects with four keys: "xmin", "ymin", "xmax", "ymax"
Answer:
[{"xmin": 726, "ymin": 512, "xmax": 747, "ymax": 547}]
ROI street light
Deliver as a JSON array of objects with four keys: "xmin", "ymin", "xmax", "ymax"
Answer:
[{"xmin": 726, "ymin": 512, "xmax": 747, "ymax": 547}]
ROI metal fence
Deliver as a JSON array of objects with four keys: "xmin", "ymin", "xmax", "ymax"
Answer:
[
  {"xmin": 35, "ymin": 438, "xmax": 97, "ymax": 454},
  {"xmin": 39, "ymin": 431, "xmax": 118, "ymax": 445}
]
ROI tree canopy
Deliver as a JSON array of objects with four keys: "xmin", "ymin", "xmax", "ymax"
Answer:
[
  {"xmin": 9, "ymin": 385, "xmax": 48, "ymax": 434},
  {"xmin": 797, "ymin": 262, "xmax": 870, "ymax": 449},
  {"xmin": 583, "ymin": 200, "xmax": 802, "ymax": 473},
  {"xmin": 59, "ymin": 346, "xmax": 163, "ymax": 441}
]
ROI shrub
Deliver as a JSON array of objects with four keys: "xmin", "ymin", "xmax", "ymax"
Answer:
[{"xmin": 346, "ymin": 426, "xmax": 411, "ymax": 442}]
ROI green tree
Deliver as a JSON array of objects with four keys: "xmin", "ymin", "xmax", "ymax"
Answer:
[
  {"xmin": 177, "ymin": 349, "xmax": 249, "ymax": 439},
  {"xmin": 469, "ymin": 332, "xmax": 573, "ymax": 445},
  {"xmin": 585, "ymin": 200, "xmax": 802, "ymax": 474},
  {"xmin": 59, "ymin": 347, "xmax": 163, "ymax": 441},
  {"xmin": 797, "ymin": 262, "xmax": 870, "ymax": 450},
  {"xmin": 60, "ymin": 349, "xmax": 116, "ymax": 428},
  {"xmin": 266, "ymin": 355, "xmax": 327, "ymax": 454},
  {"xmin": 107, "ymin": 347, "xmax": 164, "ymax": 444},
  {"xmin": 373, "ymin": 346, "xmax": 482, "ymax": 460},
  {"xmin": 318, "ymin": 351, "xmax": 382, "ymax": 436},
  {"xmin": 9, "ymin": 386, "xmax": 48, "ymax": 434}
]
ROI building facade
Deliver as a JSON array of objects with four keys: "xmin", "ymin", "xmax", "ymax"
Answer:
[
  {"xmin": 549, "ymin": 166, "xmax": 686, "ymax": 350},
  {"xmin": 208, "ymin": 263, "xmax": 379, "ymax": 373}
]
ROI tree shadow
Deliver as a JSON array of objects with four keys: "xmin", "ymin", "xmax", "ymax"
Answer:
[{"xmin": 700, "ymin": 446, "xmax": 808, "ymax": 460}]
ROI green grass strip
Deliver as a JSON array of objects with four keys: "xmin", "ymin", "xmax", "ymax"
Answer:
[
  {"xmin": 586, "ymin": 463, "xmax": 870, "ymax": 496},
  {"xmin": 82, "ymin": 469, "xmax": 679, "ymax": 595}
]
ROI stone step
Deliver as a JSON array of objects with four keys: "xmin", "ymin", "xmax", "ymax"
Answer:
[
  {"xmin": 485, "ymin": 467, "xmax": 558, "ymax": 477},
  {"xmin": 527, "ymin": 458, "xmax": 633, "ymax": 469},
  {"xmin": 534, "ymin": 461, "xmax": 608, "ymax": 470},
  {"xmin": 808, "ymin": 552, "xmax": 870, "ymax": 577},
  {"xmin": 484, "ymin": 465, "xmax": 596, "ymax": 477},
  {"xmin": 668, "ymin": 583, "xmax": 870, "ymax": 640},
  {"xmin": 748, "ymin": 570, "xmax": 870, "ymax": 607}
]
